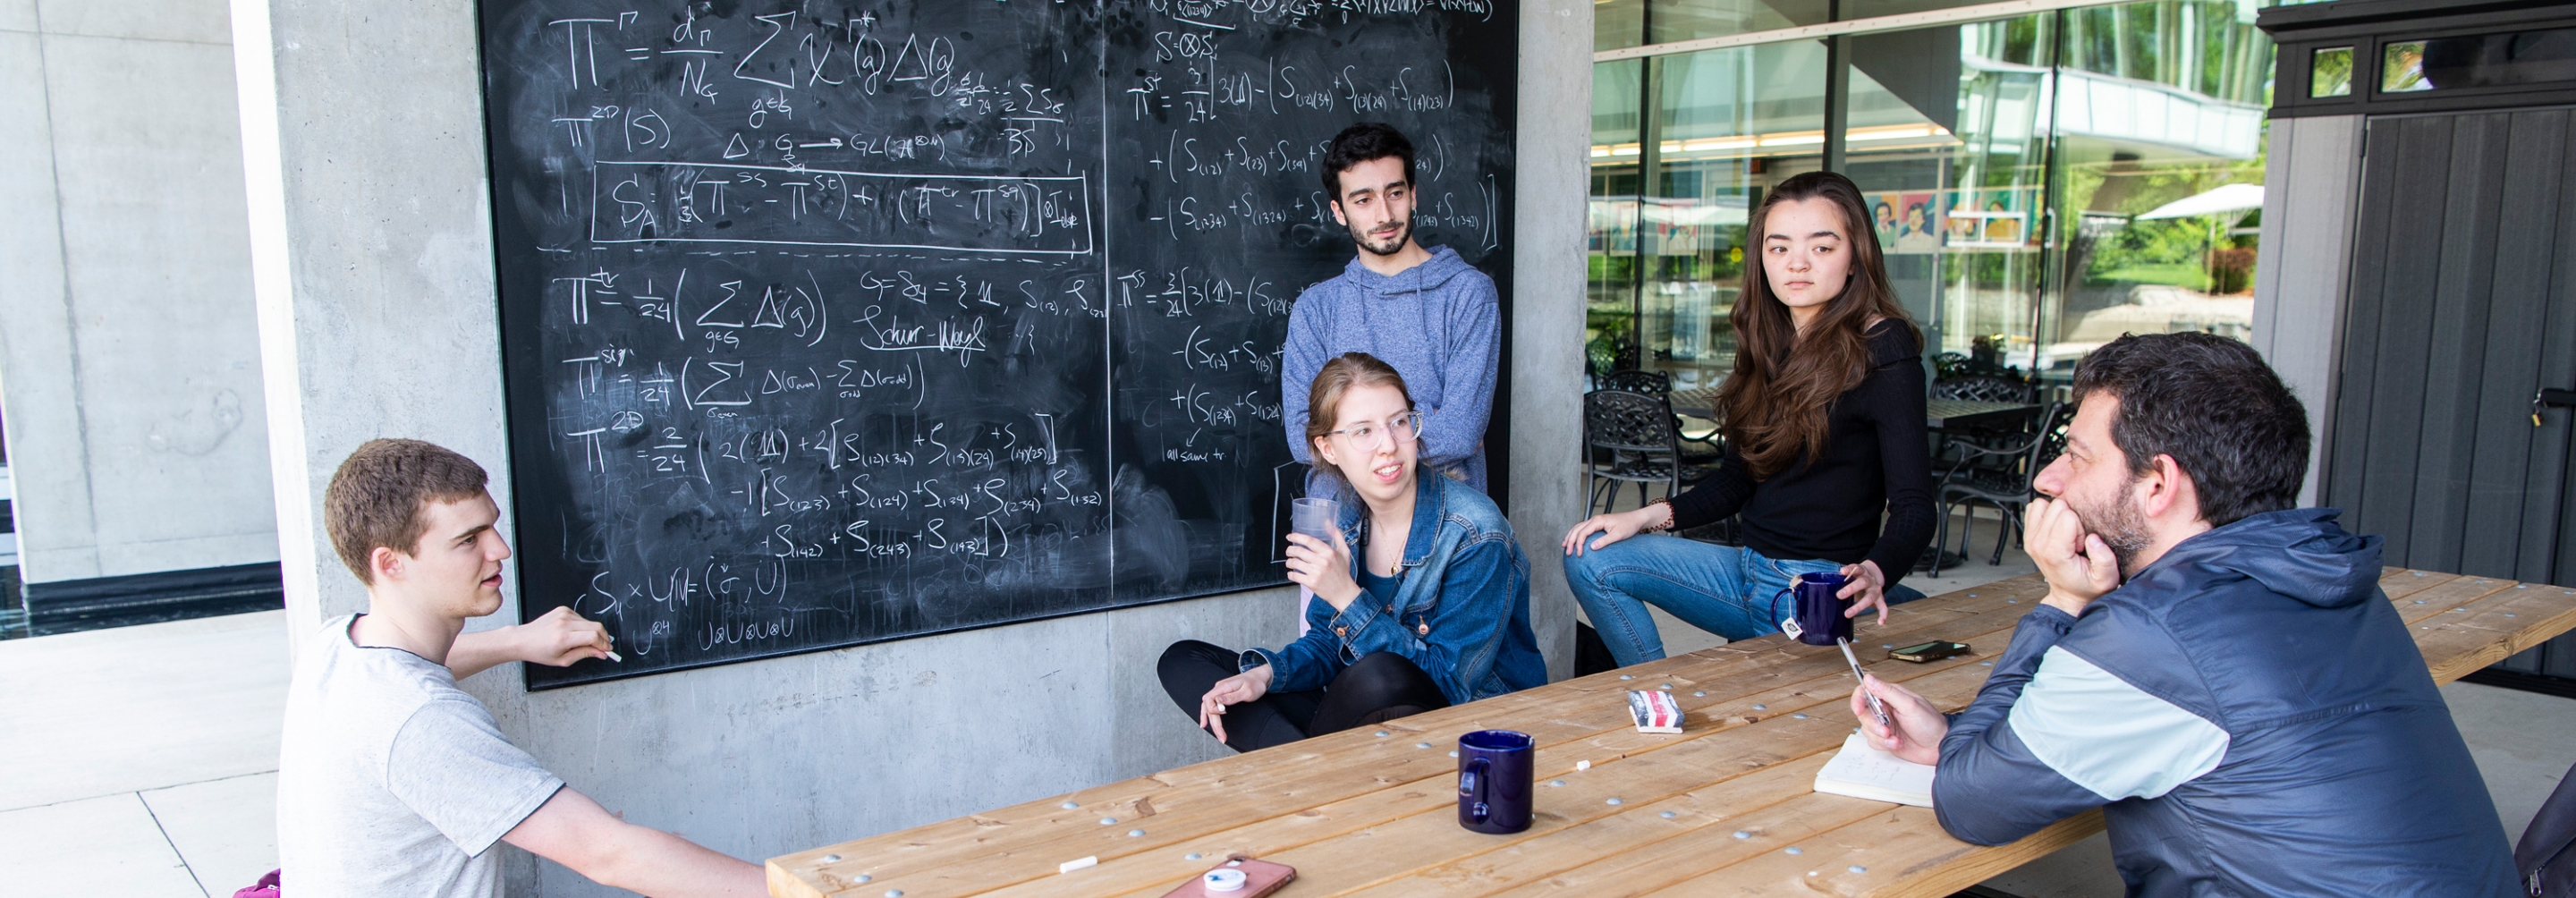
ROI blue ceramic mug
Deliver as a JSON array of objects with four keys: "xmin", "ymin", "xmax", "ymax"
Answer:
[
  {"xmin": 1457, "ymin": 729, "xmax": 1534, "ymax": 834},
  {"xmin": 1773, "ymin": 571, "xmax": 1853, "ymax": 646}
]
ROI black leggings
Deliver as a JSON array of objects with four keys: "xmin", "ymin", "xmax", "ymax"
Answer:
[{"xmin": 1157, "ymin": 640, "xmax": 1451, "ymax": 753}]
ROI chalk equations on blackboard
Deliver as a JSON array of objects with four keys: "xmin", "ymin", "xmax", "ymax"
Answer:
[{"xmin": 482, "ymin": 1, "xmax": 1515, "ymax": 688}]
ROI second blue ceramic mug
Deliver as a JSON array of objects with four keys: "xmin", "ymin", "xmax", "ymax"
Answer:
[
  {"xmin": 1457, "ymin": 729, "xmax": 1534, "ymax": 834},
  {"xmin": 1776, "ymin": 571, "xmax": 1853, "ymax": 646}
]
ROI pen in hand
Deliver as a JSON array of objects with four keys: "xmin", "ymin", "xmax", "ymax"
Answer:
[{"xmin": 1840, "ymin": 638, "xmax": 1891, "ymax": 730}]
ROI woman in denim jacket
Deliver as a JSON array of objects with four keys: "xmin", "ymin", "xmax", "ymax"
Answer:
[{"xmin": 1158, "ymin": 352, "xmax": 1545, "ymax": 752}]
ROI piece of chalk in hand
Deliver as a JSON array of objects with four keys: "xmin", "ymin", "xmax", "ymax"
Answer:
[{"xmin": 606, "ymin": 650, "xmax": 623, "ymax": 662}]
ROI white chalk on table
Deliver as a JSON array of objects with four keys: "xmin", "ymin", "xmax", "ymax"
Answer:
[{"xmin": 1059, "ymin": 856, "xmax": 1098, "ymax": 874}]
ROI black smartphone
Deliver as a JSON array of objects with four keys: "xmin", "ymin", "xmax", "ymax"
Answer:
[{"xmin": 1889, "ymin": 640, "xmax": 1971, "ymax": 663}]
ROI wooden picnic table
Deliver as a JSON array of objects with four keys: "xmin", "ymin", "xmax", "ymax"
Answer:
[{"xmin": 770, "ymin": 569, "xmax": 2576, "ymax": 898}]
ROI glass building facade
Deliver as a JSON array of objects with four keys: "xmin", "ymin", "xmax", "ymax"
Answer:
[{"xmin": 1589, "ymin": 0, "xmax": 2282, "ymax": 390}]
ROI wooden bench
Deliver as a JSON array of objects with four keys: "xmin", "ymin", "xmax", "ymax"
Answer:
[{"xmin": 771, "ymin": 569, "xmax": 2576, "ymax": 897}]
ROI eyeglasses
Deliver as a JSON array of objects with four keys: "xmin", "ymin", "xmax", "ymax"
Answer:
[{"xmin": 1324, "ymin": 411, "xmax": 1425, "ymax": 451}]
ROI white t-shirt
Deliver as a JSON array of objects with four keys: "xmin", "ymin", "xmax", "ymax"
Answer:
[{"xmin": 276, "ymin": 614, "xmax": 564, "ymax": 898}]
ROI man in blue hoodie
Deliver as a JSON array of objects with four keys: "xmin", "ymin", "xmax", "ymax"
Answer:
[
  {"xmin": 1852, "ymin": 333, "xmax": 2517, "ymax": 896},
  {"xmin": 1282, "ymin": 123, "xmax": 1499, "ymax": 493}
]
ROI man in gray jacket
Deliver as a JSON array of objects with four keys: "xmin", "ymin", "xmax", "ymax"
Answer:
[
  {"xmin": 1852, "ymin": 333, "xmax": 2516, "ymax": 896},
  {"xmin": 1282, "ymin": 123, "xmax": 1499, "ymax": 493}
]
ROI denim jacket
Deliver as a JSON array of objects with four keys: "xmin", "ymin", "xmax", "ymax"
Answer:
[{"xmin": 1241, "ymin": 471, "xmax": 1546, "ymax": 705}]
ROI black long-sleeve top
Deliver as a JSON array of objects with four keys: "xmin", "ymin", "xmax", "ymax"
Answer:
[{"xmin": 1668, "ymin": 321, "xmax": 1934, "ymax": 585}]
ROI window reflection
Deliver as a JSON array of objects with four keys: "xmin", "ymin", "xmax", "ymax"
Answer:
[
  {"xmin": 2384, "ymin": 29, "xmax": 2576, "ymax": 93},
  {"xmin": 2313, "ymin": 47, "xmax": 2353, "ymax": 97},
  {"xmin": 1587, "ymin": 0, "xmax": 2277, "ymax": 388}
]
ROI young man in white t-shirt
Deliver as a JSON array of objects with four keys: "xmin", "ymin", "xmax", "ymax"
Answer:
[{"xmin": 277, "ymin": 438, "xmax": 763, "ymax": 897}]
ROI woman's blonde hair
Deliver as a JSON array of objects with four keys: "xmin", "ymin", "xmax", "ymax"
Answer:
[{"xmin": 1305, "ymin": 352, "xmax": 1415, "ymax": 445}]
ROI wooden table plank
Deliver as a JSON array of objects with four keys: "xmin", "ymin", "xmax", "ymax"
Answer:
[
  {"xmin": 861, "ymin": 629, "xmax": 2019, "ymax": 898},
  {"xmin": 771, "ymin": 570, "xmax": 2576, "ymax": 898},
  {"xmin": 775, "ymin": 578, "xmax": 2058, "ymax": 895}
]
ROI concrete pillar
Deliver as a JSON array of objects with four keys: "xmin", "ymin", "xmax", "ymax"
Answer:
[
  {"xmin": 233, "ymin": 1, "xmax": 1589, "ymax": 892},
  {"xmin": 1513, "ymin": 0, "xmax": 1594, "ymax": 680},
  {"xmin": 0, "ymin": 0, "xmax": 275, "ymax": 587},
  {"xmin": 2250, "ymin": 114, "xmax": 2364, "ymax": 507}
]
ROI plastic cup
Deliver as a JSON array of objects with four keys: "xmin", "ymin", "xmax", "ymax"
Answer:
[{"xmin": 1292, "ymin": 496, "xmax": 1340, "ymax": 544}]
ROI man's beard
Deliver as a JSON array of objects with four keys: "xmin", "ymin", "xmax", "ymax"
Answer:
[
  {"xmin": 2063, "ymin": 480, "xmax": 2154, "ymax": 576},
  {"xmin": 1350, "ymin": 217, "xmax": 1411, "ymax": 257}
]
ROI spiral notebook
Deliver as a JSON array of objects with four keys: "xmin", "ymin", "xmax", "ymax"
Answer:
[{"xmin": 1813, "ymin": 732, "xmax": 1936, "ymax": 808}]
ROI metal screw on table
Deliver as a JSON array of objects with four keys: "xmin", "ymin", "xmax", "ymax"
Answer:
[
  {"xmin": 1661, "ymin": 810, "xmax": 1677, "ymax": 818},
  {"xmin": 822, "ymin": 855, "xmax": 841, "ymax": 863},
  {"xmin": 1417, "ymin": 742, "xmax": 1432, "ymax": 749},
  {"xmin": 886, "ymin": 891, "xmax": 903, "ymax": 898},
  {"xmin": 1186, "ymin": 853, "xmax": 1202, "ymax": 860},
  {"xmin": 1751, "ymin": 704, "xmax": 1766, "ymax": 710},
  {"xmin": 1375, "ymin": 731, "xmax": 1390, "ymax": 737},
  {"xmin": 857, "ymin": 875, "xmax": 870, "ymax": 883},
  {"xmin": 1620, "ymin": 674, "xmax": 1634, "ymax": 680},
  {"xmin": 1550, "ymin": 779, "xmax": 1566, "ymax": 787},
  {"xmin": 1792, "ymin": 713, "xmax": 1809, "ymax": 719},
  {"xmin": 1733, "ymin": 831, "xmax": 1752, "ymax": 839},
  {"xmin": 1606, "ymin": 797, "xmax": 1623, "ymax": 805},
  {"xmin": 1062, "ymin": 801, "xmax": 1079, "ymax": 809},
  {"xmin": 1100, "ymin": 818, "xmax": 1117, "ymax": 825},
  {"xmin": 1693, "ymin": 691, "xmax": 1707, "ymax": 697},
  {"xmin": 1785, "ymin": 847, "xmax": 1804, "ymax": 855},
  {"xmin": 1130, "ymin": 829, "xmax": 1145, "ymax": 837},
  {"xmin": 1850, "ymin": 866, "xmax": 1868, "ymax": 874}
]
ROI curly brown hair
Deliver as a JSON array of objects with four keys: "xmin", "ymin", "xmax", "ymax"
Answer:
[{"xmin": 324, "ymin": 439, "xmax": 489, "ymax": 583}]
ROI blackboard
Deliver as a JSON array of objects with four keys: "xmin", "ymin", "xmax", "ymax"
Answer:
[{"xmin": 479, "ymin": 0, "xmax": 1516, "ymax": 689}]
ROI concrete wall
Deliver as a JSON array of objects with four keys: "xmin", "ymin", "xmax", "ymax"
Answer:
[
  {"xmin": 2251, "ymin": 114, "xmax": 2365, "ymax": 506},
  {"xmin": 1513, "ymin": 0, "xmax": 1593, "ymax": 681},
  {"xmin": 235, "ymin": 1, "xmax": 1594, "ymax": 894},
  {"xmin": 0, "ymin": 0, "xmax": 278, "ymax": 585}
]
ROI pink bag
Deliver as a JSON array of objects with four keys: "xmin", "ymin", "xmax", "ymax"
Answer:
[{"xmin": 233, "ymin": 869, "xmax": 280, "ymax": 898}]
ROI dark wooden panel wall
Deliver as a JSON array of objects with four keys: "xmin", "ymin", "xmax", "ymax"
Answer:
[{"xmin": 2330, "ymin": 109, "xmax": 2576, "ymax": 674}]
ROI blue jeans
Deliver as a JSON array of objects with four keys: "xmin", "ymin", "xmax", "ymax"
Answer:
[{"xmin": 1564, "ymin": 536, "xmax": 1927, "ymax": 667}]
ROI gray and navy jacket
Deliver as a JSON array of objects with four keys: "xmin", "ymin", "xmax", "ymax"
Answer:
[
  {"xmin": 1243, "ymin": 471, "xmax": 1544, "ymax": 706},
  {"xmin": 1281, "ymin": 245, "xmax": 1499, "ymax": 493},
  {"xmin": 1936, "ymin": 508, "xmax": 2517, "ymax": 896}
]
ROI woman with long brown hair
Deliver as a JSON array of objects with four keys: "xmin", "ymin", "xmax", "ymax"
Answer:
[{"xmin": 1560, "ymin": 171, "xmax": 1935, "ymax": 666}]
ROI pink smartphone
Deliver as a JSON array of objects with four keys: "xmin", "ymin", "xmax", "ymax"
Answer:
[{"xmin": 1157, "ymin": 855, "xmax": 1296, "ymax": 898}]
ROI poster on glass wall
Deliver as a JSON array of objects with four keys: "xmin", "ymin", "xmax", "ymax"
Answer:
[
  {"xmin": 1943, "ymin": 188, "xmax": 2039, "ymax": 250},
  {"xmin": 1868, "ymin": 191, "xmax": 1944, "ymax": 254}
]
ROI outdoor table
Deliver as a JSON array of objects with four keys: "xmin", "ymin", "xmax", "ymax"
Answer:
[
  {"xmin": 1924, "ymin": 400, "xmax": 2041, "ymax": 431},
  {"xmin": 1674, "ymin": 394, "xmax": 2037, "ymax": 435},
  {"xmin": 1668, "ymin": 387, "xmax": 1721, "ymax": 422},
  {"xmin": 771, "ymin": 569, "xmax": 2576, "ymax": 898}
]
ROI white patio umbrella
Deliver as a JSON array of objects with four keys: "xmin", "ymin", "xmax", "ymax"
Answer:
[{"xmin": 2135, "ymin": 182, "xmax": 2265, "ymax": 220}]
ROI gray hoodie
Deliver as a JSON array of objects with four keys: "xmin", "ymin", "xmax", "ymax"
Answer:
[{"xmin": 1281, "ymin": 245, "xmax": 1499, "ymax": 493}]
